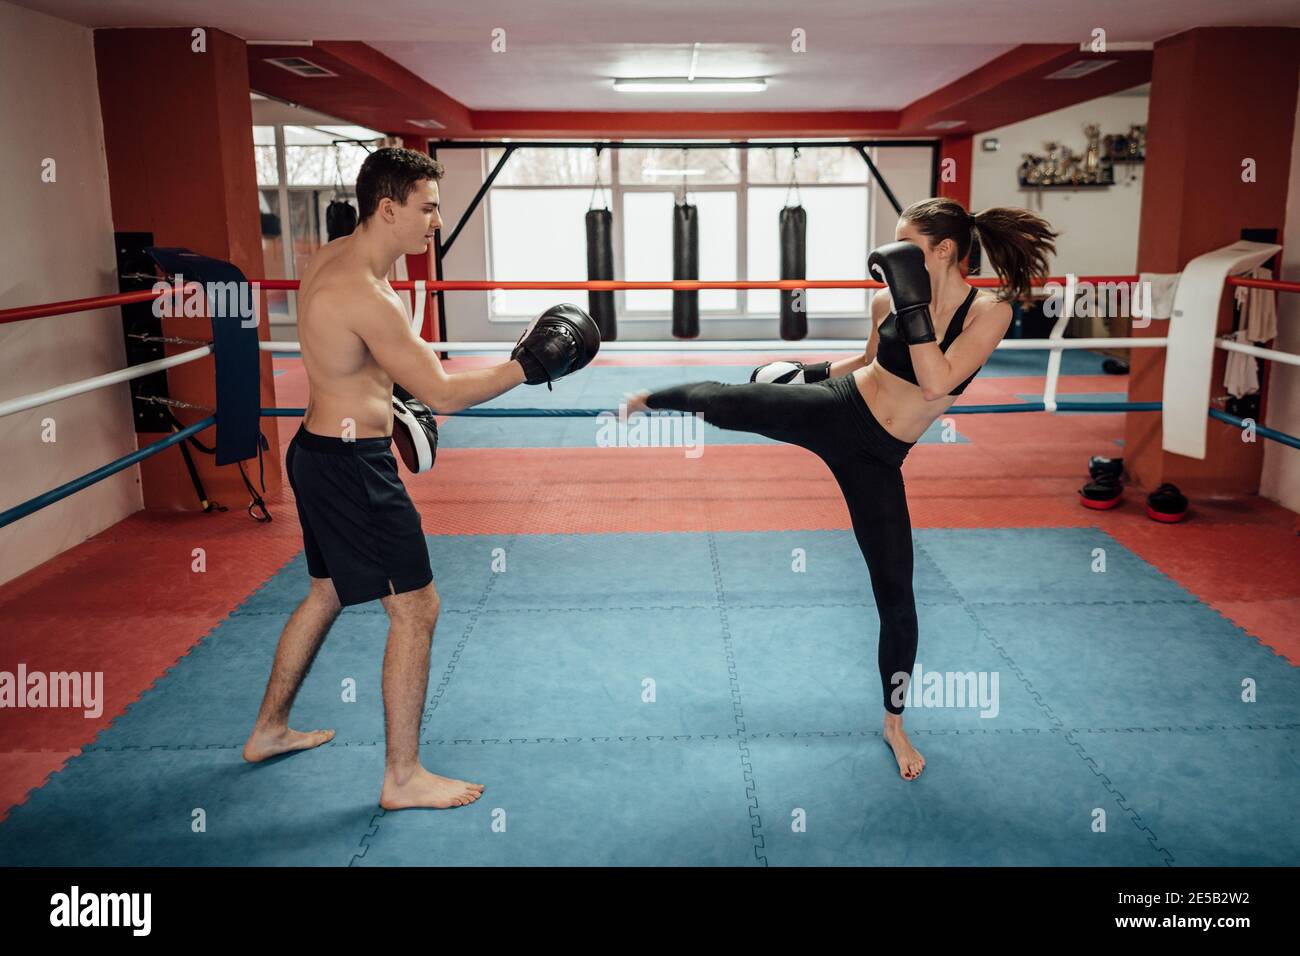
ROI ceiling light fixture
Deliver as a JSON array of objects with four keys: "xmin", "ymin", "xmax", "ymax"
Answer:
[
  {"xmin": 1045, "ymin": 60, "xmax": 1117, "ymax": 80},
  {"xmin": 264, "ymin": 56, "xmax": 336, "ymax": 78},
  {"xmin": 614, "ymin": 43, "xmax": 766, "ymax": 93},
  {"xmin": 614, "ymin": 77, "xmax": 767, "ymax": 94}
]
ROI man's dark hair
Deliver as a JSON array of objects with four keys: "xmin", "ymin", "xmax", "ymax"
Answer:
[{"xmin": 356, "ymin": 147, "xmax": 445, "ymax": 223}]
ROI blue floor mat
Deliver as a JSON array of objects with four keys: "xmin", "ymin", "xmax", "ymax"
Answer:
[
  {"xmin": 4, "ymin": 528, "xmax": 1295, "ymax": 866},
  {"xmin": 1015, "ymin": 391, "xmax": 1129, "ymax": 404},
  {"xmin": 984, "ymin": 348, "xmax": 1109, "ymax": 376}
]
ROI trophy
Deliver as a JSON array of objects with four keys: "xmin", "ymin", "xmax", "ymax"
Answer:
[
  {"xmin": 1019, "ymin": 153, "xmax": 1040, "ymax": 185},
  {"xmin": 1127, "ymin": 124, "xmax": 1146, "ymax": 160},
  {"xmin": 1083, "ymin": 123, "xmax": 1102, "ymax": 182},
  {"xmin": 1043, "ymin": 141, "xmax": 1062, "ymax": 184}
]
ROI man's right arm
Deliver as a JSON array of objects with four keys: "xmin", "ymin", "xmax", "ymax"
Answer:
[{"xmin": 350, "ymin": 288, "xmax": 524, "ymax": 414}]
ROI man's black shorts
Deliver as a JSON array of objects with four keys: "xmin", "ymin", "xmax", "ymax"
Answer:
[{"xmin": 286, "ymin": 425, "xmax": 433, "ymax": 606}]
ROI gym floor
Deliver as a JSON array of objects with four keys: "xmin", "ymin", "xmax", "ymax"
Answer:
[{"xmin": 1, "ymin": 349, "xmax": 1297, "ymax": 866}]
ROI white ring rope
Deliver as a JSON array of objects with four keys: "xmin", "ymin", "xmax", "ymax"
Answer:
[
  {"xmin": 0, "ymin": 345, "xmax": 212, "ymax": 420},
  {"xmin": 1216, "ymin": 337, "xmax": 1300, "ymax": 368}
]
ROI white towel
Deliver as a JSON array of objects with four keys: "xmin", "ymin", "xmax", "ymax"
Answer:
[
  {"xmin": 1222, "ymin": 329, "xmax": 1260, "ymax": 398},
  {"xmin": 1137, "ymin": 272, "xmax": 1180, "ymax": 321},
  {"xmin": 1233, "ymin": 267, "xmax": 1278, "ymax": 341}
]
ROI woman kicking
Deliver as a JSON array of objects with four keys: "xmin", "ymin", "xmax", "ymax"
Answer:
[{"xmin": 626, "ymin": 198, "xmax": 1057, "ymax": 780}]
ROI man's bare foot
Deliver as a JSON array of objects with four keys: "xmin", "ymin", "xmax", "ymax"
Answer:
[
  {"xmin": 883, "ymin": 716, "xmax": 925, "ymax": 780},
  {"xmin": 380, "ymin": 766, "xmax": 485, "ymax": 810},
  {"xmin": 623, "ymin": 390, "xmax": 651, "ymax": 414},
  {"xmin": 242, "ymin": 725, "xmax": 335, "ymax": 763}
]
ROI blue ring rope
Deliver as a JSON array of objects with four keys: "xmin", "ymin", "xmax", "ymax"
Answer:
[
  {"xmin": 1209, "ymin": 408, "xmax": 1300, "ymax": 450},
  {"xmin": 10, "ymin": 400, "xmax": 1296, "ymax": 530},
  {"xmin": 0, "ymin": 415, "xmax": 217, "ymax": 530}
]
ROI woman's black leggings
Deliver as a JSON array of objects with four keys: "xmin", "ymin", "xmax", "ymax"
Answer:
[{"xmin": 645, "ymin": 373, "xmax": 919, "ymax": 715}]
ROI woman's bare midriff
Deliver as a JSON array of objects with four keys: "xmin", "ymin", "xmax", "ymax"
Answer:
[{"xmin": 851, "ymin": 363, "xmax": 956, "ymax": 443}]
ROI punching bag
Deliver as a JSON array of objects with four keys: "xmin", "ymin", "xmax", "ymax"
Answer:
[
  {"xmin": 326, "ymin": 198, "xmax": 358, "ymax": 240},
  {"xmin": 672, "ymin": 201, "xmax": 699, "ymax": 338},
  {"xmin": 779, "ymin": 205, "xmax": 807, "ymax": 340},
  {"xmin": 585, "ymin": 208, "xmax": 617, "ymax": 340}
]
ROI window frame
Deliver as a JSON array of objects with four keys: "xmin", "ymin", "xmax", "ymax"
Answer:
[
  {"xmin": 255, "ymin": 123, "xmax": 383, "ymax": 324},
  {"xmin": 482, "ymin": 146, "xmax": 877, "ymax": 323}
]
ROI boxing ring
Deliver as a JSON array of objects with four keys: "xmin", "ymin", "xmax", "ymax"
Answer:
[{"xmin": 1, "ymin": 248, "xmax": 1298, "ymax": 867}]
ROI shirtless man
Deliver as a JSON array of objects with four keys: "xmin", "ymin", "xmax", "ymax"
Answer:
[{"xmin": 243, "ymin": 147, "xmax": 599, "ymax": 809}]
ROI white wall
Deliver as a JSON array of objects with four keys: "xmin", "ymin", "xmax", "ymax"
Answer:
[
  {"xmin": 870, "ymin": 145, "xmax": 934, "ymax": 249},
  {"xmin": 1259, "ymin": 74, "xmax": 1300, "ymax": 512},
  {"xmin": 0, "ymin": 1, "xmax": 140, "ymax": 585},
  {"xmin": 435, "ymin": 149, "xmax": 494, "ymax": 344},
  {"xmin": 971, "ymin": 89, "xmax": 1149, "ymax": 277}
]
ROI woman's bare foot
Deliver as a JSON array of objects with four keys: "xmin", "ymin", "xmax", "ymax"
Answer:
[
  {"xmin": 380, "ymin": 766, "xmax": 485, "ymax": 810},
  {"xmin": 623, "ymin": 390, "xmax": 651, "ymax": 414},
  {"xmin": 243, "ymin": 725, "xmax": 335, "ymax": 763},
  {"xmin": 883, "ymin": 715, "xmax": 925, "ymax": 780}
]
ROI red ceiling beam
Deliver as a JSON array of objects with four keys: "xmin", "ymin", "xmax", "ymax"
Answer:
[
  {"xmin": 899, "ymin": 44, "xmax": 1152, "ymax": 135},
  {"xmin": 246, "ymin": 41, "xmax": 472, "ymax": 137}
]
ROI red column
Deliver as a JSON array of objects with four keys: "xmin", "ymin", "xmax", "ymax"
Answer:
[
  {"xmin": 398, "ymin": 136, "xmax": 439, "ymax": 342},
  {"xmin": 1128, "ymin": 27, "xmax": 1300, "ymax": 495},
  {"xmin": 938, "ymin": 134, "xmax": 973, "ymax": 208},
  {"xmin": 95, "ymin": 27, "xmax": 282, "ymax": 508}
]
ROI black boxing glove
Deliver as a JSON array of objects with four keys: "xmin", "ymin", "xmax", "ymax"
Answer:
[{"xmin": 868, "ymin": 241, "xmax": 936, "ymax": 345}]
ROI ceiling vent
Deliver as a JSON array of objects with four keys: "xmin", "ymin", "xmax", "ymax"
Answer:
[
  {"xmin": 1045, "ymin": 60, "xmax": 1116, "ymax": 80},
  {"xmin": 407, "ymin": 119, "xmax": 447, "ymax": 130},
  {"xmin": 926, "ymin": 120, "xmax": 965, "ymax": 130},
  {"xmin": 265, "ymin": 57, "xmax": 336, "ymax": 78}
]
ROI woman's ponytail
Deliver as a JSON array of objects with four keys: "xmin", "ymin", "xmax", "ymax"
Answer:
[
  {"xmin": 970, "ymin": 207, "xmax": 1057, "ymax": 302},
  {"xmin": 900, "ymin": 198, "xmax": 1057, "ymax": 302}
]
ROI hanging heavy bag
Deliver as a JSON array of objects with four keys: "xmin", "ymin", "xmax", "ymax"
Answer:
[
  {"xmin": 672, "ymin": 201, "xmax": 699, "ymax": 339},
  {"xmin": 779, "ymin": 205, "xmax": 808, "ymax": 340},
  {"xmin": 585, "ymin": 207, "xmax": 617, "ymax": 341},
  {"xmin": 325, "ymin": 143, "xmax": 358, "ymax": 241},
  {"xmin": 326, "ymin": 198, "xmax": 358, "ymax": 240}
]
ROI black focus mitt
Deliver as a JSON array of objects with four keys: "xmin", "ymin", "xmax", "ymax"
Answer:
[
  {"xmin": 391, "ymin": 385, "xmax": 438, "ymax": 474},
  {"xmin": 512, "ymin": 303, "xmax": 601, "ymax": 389},
  {"xmin": 1087, "ymin": 456, "xmax": 1124, "ymax": 481},
  {"xmin": 1079, "ymin": 472, "xmax": 1122, "ymax": 510},
  {"xmin": 1146, "ymin": 483, "xmax": 1188, "ymax": 523}
]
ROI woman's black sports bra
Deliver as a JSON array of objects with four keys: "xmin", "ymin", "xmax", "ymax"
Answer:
[{"xmin": 875, "ymin": 286, "xmax": 981, "ymax": 396}]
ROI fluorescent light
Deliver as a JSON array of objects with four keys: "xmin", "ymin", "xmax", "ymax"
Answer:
[
  {"xmin": 1076, "ymin": 41, "xmax": 1152, "ymax": 52},
  {"xmin": 1045, "ymin": 60, "xmax": 1116, "ymax": 80},
  {"xmin": 613, "ymin": 77, "xmax": 767, "ymax": 94}
]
